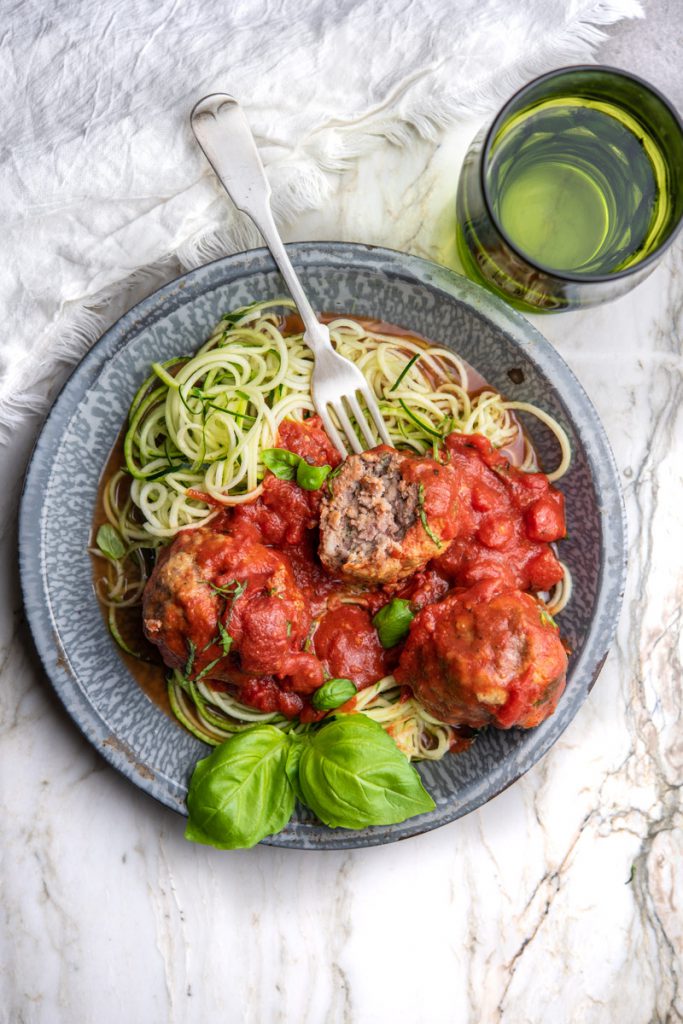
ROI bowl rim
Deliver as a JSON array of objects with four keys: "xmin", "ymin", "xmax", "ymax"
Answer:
[{"xmin": 18, "ymin": 241, "xmax": 627, "ymax": 849}]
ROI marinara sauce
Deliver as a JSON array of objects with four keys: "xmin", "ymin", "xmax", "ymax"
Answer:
[
  {"xmin": 145, "ymin": 418, "xmax": 565, "ymax": 718},
  {"xmin": 94, "ymin": 396, "xmax": 566, "ymax": 726}
]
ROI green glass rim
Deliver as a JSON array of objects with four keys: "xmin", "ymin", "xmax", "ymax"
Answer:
[{"xmin": 480, "ymin": 64, "xmax": 683, "ymax": 285}]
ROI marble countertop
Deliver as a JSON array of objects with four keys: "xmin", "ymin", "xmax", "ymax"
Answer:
[{"xmin": 2, "ymin": 9, "xmax": 682, "ymax": 1024}]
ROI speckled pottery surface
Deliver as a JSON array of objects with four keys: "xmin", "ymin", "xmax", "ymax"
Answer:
[{"xmin": 18, "ymin": 243, "xmax": 626, "ymax": 849}]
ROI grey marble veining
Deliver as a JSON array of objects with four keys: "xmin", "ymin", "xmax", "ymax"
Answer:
[{"xmin": 1, "ymin": 9, "xmax": 682, "ymax": 1024}]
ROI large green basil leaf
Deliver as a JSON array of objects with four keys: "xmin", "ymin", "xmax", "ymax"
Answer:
[
  {"xmin": 297, "ymin": 715, "xmax": 435, "ymax": 829},
  {"xmin": 185, "ymin": 726, "xmax": 296, "ymax": 849},
  {"xmin": 284, "ymin": 734, "xmax": 306, "ymax": 805}
]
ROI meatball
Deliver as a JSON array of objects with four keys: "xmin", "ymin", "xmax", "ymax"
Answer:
[
  {"xmin": 318, "ymin": 446, "xmax": 459, "ymax": 585},
  {"xmin": 143, "ymin": 527, "xmax": 323, "ymax": 694},
  {"xmin": 395, "ymin": 582, "xmax": 567, "ymax": 729}
]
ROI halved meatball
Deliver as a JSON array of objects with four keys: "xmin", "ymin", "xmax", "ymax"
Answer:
[
  {"xmin": 142, "ymin": 526, "xmax": 323, "ymax": 694},
  {"xmin": 395, "ymin": 582, "xmax": 567, "ymax": 729},
  {"xmin": 318, "ymin": 446, "xmax": 458, "ymax": 585}
]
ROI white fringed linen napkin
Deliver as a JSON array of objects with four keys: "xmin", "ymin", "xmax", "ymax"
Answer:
[{"xmin": 2, "ymin": 0, "xmax": 642, "ymax": 437}]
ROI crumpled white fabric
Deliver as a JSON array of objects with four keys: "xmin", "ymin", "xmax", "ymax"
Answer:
[{"xmin": 2, "ymin": 0, "xmax": 642, "ymax": 436}]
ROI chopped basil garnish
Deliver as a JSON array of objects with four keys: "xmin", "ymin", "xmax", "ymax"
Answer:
[
  {"xmin": 205, "ymin": 579, "xmax": 247, "ymax": 601},
  {"xmin": 389, "ymin": 353, "xmax": 421, "ymax": 392},
  {"xmin": 184, "ymin": 639, "xmax": 197, "ymax": 678},
  {"xmin": 326, "ymin": 462, "xmax": 344, "ymax": 496},
  {"xmin": 217, "ymin": 622, "xmax": 233, "ymax": 656},
  {"xmin": 195, "ymin": 657, "xmax": 222, "ymax": 682},
  {"xmin": 417, "ymin": 483, "xmax": 442, "ymax": 547}
]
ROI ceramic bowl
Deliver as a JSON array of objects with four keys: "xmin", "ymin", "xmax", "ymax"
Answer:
[{"xmin": 19, "ymin": 243, "xmax": 626, "ymax": 849}]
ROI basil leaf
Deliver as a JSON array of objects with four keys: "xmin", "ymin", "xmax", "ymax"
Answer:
[
  {"xmin": 296, "ymin": 460, "xmax": 332, "ymax": 491},
  {"xmin": 262, "ymin": 447, "xmax": 331, "ymax": 491},
  {"xmin": 185, "ymin": 726, "xmax": 296, "ymax": 849},
  {"xmin": 261, "ymin": 448, "xmax": 301, "ymax": 480},
  {"xmin": 372, "ymin": 598, "xmax": 414, "ymax": 648},
  {"xmin": 297, "ymin": 715, "xmax": 435, "ymax": 829},
  {"xmin": 96, "ymin": 524, "xmax": 126, "ymax": 561},
  {"xmin": 311, "ymin": 678, "xmax": 357, "ymax": 711},
  {"xmin": 284, "ymin": 734, "xmax": 306, "ymax": 804}
]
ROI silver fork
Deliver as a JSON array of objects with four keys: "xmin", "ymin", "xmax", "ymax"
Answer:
[{"xmin": 190, "ymin": 94, "xmax": 391, "ymax": 457}]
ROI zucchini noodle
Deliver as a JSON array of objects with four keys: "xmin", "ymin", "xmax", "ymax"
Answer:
[
  {"xmin": 546, "ymin": 562, "xmax": 573, "ymax": 617},
  {"xmin": 90, "ymin": 543, "xmax": 149, "ymax": 658},
  {"xmin": 167, "ymin": 671, "xmax": 459, "ymax": 761},
  {"xmin": 97, "ymin": 299, "xmax": 573, "ymax": 761},
  {"xmin": 347, "ymin": 676, "xmax": 460, "ymax": 760},
  {"xmin": 168, "ymin": 670, "xmax": 307, "ymax": 744},
  {"xmin": 502, "ymin": 401, "xmax": 571, "ymax": 482},
  {"xmin": 115, "ymin": 298, "xmax": 570, "ymax": 543}
]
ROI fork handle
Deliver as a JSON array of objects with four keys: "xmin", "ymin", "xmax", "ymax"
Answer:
[{"xmin": 191, "ymin": 94, "xmax": 332, "ymax": 353}]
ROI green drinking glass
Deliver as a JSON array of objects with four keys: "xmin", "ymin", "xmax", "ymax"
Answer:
[{"xmin": 455, "ymin": 66, "xmax": 683, "ymax": 312}]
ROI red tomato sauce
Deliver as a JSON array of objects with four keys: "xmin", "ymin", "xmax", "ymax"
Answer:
[
  {"xmin": 312, "ymin": 604, "xmax": 395, "ymax": 685},
  {"xmin": 276, "ymin": 416, "xmax": 343, "ymax": 469},
  {"xmin": 432, "ymin": 433, "xmax": 566, "ymax": 592},
  {"xmin": 187, "ymin": 419, "xmax": 566, "ymax": 719}
]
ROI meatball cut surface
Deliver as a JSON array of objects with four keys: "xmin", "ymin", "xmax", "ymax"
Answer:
[
  {"xmin": 319, "ymin": 446, "xmax": 458, "ymax": 585},
  {"xmin": 396, "ymin": 582, "xmax": 567, "ymax": 729}
]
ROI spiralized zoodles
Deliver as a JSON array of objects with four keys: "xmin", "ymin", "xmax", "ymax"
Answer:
[
  {"xmin": 94, "ymin": 299, "xmax": 573, "ymax": 759},
  {"xmin": 118, "ymin": 299, "xmax": 570, "ymax": 541},
  {"xmin": 167, "ymin": 671, "xmax": 463, "ymax": 760}
]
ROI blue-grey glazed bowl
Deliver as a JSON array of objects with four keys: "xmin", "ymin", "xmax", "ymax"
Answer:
[{"xmin": 19, "ymin": 243, "xmax": 626, "ymax": 849}]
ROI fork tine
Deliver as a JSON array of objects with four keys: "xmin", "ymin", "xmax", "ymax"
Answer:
[
  {"xmin": 331, "ymin": 400, "xmax": 363, "ymax": 454},
  {"xmin": 346, "ymin": 393, "xmax": 377, "ymax": 449},
  {"xmin": 317, "ymin": 405, "xmax": 348, "ymax": 458},
  {"xmin": 360, "ymin": 385, "xmax": 392, "ymax": 446}
]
